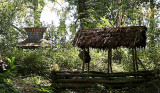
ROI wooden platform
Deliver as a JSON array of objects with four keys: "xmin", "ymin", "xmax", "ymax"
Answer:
[{"xmin": 51, "ymin": 70, "xmax": 159, "ymax": 89}]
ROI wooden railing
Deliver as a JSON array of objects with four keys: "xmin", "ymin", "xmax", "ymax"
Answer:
[{"xmin": 51, "ymin": 70, "xmax": 159, "ymax": 89}]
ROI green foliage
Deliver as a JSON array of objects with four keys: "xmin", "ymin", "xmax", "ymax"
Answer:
[
  {"xmin": 0, "ymin": 0, "xmax": 160, "ymax": 92},
  {"xmin": 0, "ymin": 57, "xmax": 19, "ymax": 93},
  {"xmin": 0, "ymin": 82, "xmax": 20, "ymax": 93},
  {"xmin": 0, "ymin": 57, "xmax": 16, "ymax": 79},
  {"xmin": 36, "ymin": 87, "xmax": 53, "ymax": 93},
  {"xmin": 50, "ymin": 45, "xmax": 82, "ymax": 70},
  {"xmin": 6, "ymin": 57, "xmax": 16, "ymax": 70}
]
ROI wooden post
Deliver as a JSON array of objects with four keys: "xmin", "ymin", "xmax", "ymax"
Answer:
[
  {"xmin": 0, "ymin": 53, "xmax": 2, "ymax": 60},
  {"xmin": 88, "ymin": 63, "xmax": 89, "ymax": 73},
  {"xmin": 82, "ymin": 49, "xmax": 85, "ymax": 73},
  {"xmin": 51, "ymin": 70, "xmax": 57, "ymax": 88},
  {"xmin": 87, "ymin": 48, "xmax": 90, "ymax": 73},
  {"xmin": 137, "ymin": 57, "xmax": 146, "ymax": 71},
  {"xmin": 132, "ymin": 48, "xmax": 136, "ymax": 73},
  {"xmin": 110, "ymin": 49, "xmax": 113, "ymax": 73},
  {"xmin": 108, "ymin": 50, "xmax": 110, "ymax": 73},
  {"xmin": 108, "ymin": 48, "xmax": 112, "ymax": 73},
  {"xmin": 134, "ymin": 47, "xmax": 138, "ymax": 71}
]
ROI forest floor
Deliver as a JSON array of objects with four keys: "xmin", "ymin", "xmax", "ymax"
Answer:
[{"xmin": 9, "ymin": 74, "xmax": 160, "ymax": 93}]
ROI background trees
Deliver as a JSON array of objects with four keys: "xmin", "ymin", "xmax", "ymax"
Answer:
[
  {"xmin": 0, "ymin": 0, "xmax": 160, "ymax": 92},
  {"xmin": 0, "ymin": 0, "xmax": 159, "ymax": 73}
]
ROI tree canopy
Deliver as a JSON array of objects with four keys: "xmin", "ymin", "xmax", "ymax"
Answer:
[{"xmin": 0, "ymin": 0, "xmax": 160, "ymax": 92}]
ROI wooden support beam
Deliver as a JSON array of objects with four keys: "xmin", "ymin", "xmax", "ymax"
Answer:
[
  {"xmin": 57, "ymin": 79, "xmax": 146, "ymax": 84},
  {"xmin": 108, "ymin": 48, "xmax": 113, "ymax": 73},
  {"xmin": 50, "ymin": 70, "xmax": 158, "ymax": 89},
  {"xmin": 56, "ymin": 82, "xmax": 147, "ymax": 89},
  {"xmin": 137, "ymin": 57, "xmax": 146, "ymax": 71},
  {"xmin": 51, "ymin": 70, "xmax": 58, "ymax": 87},
  {"xmin": 54, "ymin": 70, "xmax": 153, "ymax": 75},
  {"xmin": 110, "ymin": 48, "xmax": 113, "ymax": 73},
  {"xmin": 134, "ymin": 47, "xmax": 139, "ymax": 71},
  {"xmin": 81, "ymin": 48, "xmax": 90, "ymax": 73},
  {"xmin": 108, "ymin": 50, "xmax": 110, "ymax": 73},
  {"xmin": 132, "ymin": 48, "xmax": 136, "ymax": 73},
  {"xmin": 51, "ymin": 70, "xmax": 57, "ymax": 83},
  {"xmin": 88, "ymin": 63, "xmax": 89, "ymax": 73},
  {"xmin": 56, "ymin": 72, "xmax": 152, "ymax": 78},
  {"xmin": 87, "ymin": 48, "xmax": 90, "ymax": 73},
  {"xmin": 82, "ymin": 49, "xmax": 85, "ymax": 73}
]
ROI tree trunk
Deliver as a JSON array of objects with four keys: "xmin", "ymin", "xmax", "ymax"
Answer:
[
  {"xmin": 149, "ymin": 0, "xmax": 155, "ymax": 44},
  {"xmin": 149, "ymin": 0, "xmax": 156, "ymax": 68},
  {"xmin": 78, "ymin": 0, "xmax": 87, "ymax": 28},
  {"xmin": 116, "ymin": 0, "xmax": 122, "ymax": 65},
  {"xmin": 33, "ymin": 0, "xmax": 41, "ymax": 27},
  {"xmin": 117, "ymin": 0, "xmax": 122, "ymax": 27}
]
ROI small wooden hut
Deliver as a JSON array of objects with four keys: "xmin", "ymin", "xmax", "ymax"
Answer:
[
  {"xmin": 73, "ymin": 26, "xmax": 147, "ymax": 73},
  {"xmin": 17, "ymin": 27, "xmax": 50, "ymax": 49}
]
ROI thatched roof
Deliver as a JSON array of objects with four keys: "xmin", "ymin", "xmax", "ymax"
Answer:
[
  {"xmin": 17, "ymin": 39, "xmax": 51, "ymax": 49},
  {"xmin": 73, "ymin": 26, "xmax": 147, "ymax": 49}
]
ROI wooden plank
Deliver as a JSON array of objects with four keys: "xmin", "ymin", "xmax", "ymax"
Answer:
[
  {"xmin": 56, "ymin": 81, "xmax": 147, "ymax": 89},
  {"xmin": 57, "ymin": 83, "xmax": 94, "ymax": 88},
  {"xmin": 56, "ymin": 72, "xmax": 152, "ymax": 78},
  {"xmin": 56, "ymin": 79, "xmax": 146, "ymax": 84},
  {"xmin": 57, "ymin": 83, "xmax": 124, "ymax": 88},
  {"xmin": 54, "ymin": 70, "xmax": 153, "ymax": 74}
]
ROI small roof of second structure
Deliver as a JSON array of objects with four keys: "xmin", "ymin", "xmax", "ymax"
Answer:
[
  {"xmin": 73, "ymin": 26, "xmax": 147, "ymax": 49},
  {"xmin": 17, "ymin": 39, "xmax": 51, "ymax": 49},
  {"xmin": 17, "ymin": 27, "xmax": 51, "ymax": 49}
]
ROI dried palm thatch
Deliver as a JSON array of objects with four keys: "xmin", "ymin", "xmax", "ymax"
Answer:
[{"xmin": 73, "ymin": 26, "xmax": 147, "ymax": 49}]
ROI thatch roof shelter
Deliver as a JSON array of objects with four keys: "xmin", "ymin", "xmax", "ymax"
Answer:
[
  {"xmin": 73, "ymin": 26, "xmax": 147, "ymax": 49},
  {"xmin": 17, "ymin": 27, "xmax": 50, "ymax": 49},
  {"xmin": 73, "ymin": 26, "xmax": 147, "ymax": 73}
]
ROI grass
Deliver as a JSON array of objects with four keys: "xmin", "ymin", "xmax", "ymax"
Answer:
[{"xmin": 5, "ymin": 75, "xmax": 52, "ymax": 93}]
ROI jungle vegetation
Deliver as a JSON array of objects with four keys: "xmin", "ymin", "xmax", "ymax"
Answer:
[{"xmin": 0, "ymin": 0, "xmax": 160, "ymax": 92}]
